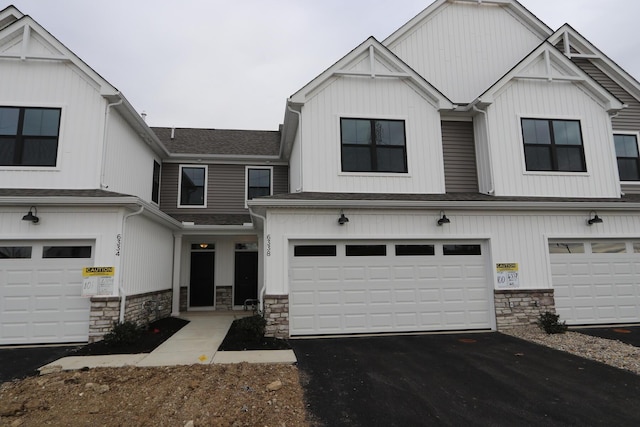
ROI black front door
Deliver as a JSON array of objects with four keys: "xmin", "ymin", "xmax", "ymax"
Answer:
[
  {"xmin": 234, "ymin": 251, "xmax": 258, "ymax": 306},
  {"xmin": 190, "ymin": 251, "xmax": 215, "ymax": 307}
]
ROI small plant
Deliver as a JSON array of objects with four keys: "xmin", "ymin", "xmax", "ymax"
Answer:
[
  {"xmin": 537, "ymin": 312, "xmax": 568, "ymax": 334},
  {"xmin": 233, "ymin": 314, "xmax": 267, "ymax": 341},
  {"xmin": 103, "ymin": 320, "xmax": 143, "ymax": 347}
]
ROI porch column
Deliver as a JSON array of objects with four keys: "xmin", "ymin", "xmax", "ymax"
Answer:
[{"xmin": 171, "ymin": 234, "xmax": 182, "ymax": 316}]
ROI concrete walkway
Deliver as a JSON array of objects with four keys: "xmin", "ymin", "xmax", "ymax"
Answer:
[{"xmin": 39, "ymin": 312, "xmax": 296, "ymax": 373}]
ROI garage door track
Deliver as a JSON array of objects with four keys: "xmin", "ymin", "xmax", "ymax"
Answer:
[{"xmin": 291, "ymin": 332, "xmax": 640, "ymax": 426}]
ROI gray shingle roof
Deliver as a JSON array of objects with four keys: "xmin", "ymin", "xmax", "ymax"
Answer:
[
  {"xmin": 168, "ymin": 213, "xmax": 251, "ymax": 226},
  {"xmin": 258, "ymin": 191, "xmax": 640, "ymax": 204},
  {"xmin": 152, "ymin": 127, "xmax": 281, "ymax": 156},
  {"xmin": 0, "ymin": 189, "xmax": 131, "ymax": 197}
]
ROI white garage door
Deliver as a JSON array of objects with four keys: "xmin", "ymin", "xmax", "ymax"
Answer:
[
  {"xmin": 0, "ymin": 241, "xmax": 94, "ymax": 344},
  {"xmin": 550, "ymin": 240, "xmax": 640, "ymax": 325},
  {"xmin": 289, "ymin": 241, "xmax": 491, "ymax": 335}
]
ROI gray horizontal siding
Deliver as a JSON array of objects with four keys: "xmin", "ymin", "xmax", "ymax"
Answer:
[
  {"xmin": 572, "ymin": 58, "xmax": 640, "ymax": 132},
  {"xmin": 160, "ymin": 163, "xmax": 289, "ymax": 214},
  {"xmin": 442, "ymin": 121, "xmax": 479, "ymax": 193}
]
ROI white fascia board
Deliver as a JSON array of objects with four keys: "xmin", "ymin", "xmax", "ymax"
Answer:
[
  {"xmin": 480, "ymin": 43, "xmax": 624, "ymax": 112},
  {"xmin": 178, "ymin": 225, "xmax": 257, "ymax": 236},
  {"xmin": 383, "ymin": 0, "xmax": 551, "ymax": 47},
  {"xmin": 164, "ymin": 154, "xmax": 283, "ymax": 163},
  {"xmin": 548, "ymin": 25, "xmax": 640, "ymax": 103},
  {"xmin": 248, "ymin": 198, "xmax": 640, "ymax": 212}
]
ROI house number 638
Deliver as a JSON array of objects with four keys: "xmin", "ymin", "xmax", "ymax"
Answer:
[{"xmin": 266, "ymin": 234, "xmax": 271, "ymax": 256}]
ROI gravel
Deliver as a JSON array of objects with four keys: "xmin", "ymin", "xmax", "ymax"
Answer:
[{"xmin": 503, "ymin": 326, "xmax": 640, "ymax": 375}]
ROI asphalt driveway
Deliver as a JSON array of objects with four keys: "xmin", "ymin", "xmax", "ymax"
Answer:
[
  {"xmin": 0, "ymin": 345, "xmax": 80, "ymax": 383},
  {"xmin": 572, "ymin": 326, "xmax": 640, "ymax": 347},
  {"xmin": 291, "ymin": 332, "xmax": 640, "ymax": 426}
]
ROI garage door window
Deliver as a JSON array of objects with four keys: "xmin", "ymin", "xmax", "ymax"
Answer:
[
  {"xmin": 294, "ymin": 245, "xmax": 337, "ymax": 257},
  {"xmin": 443, "ymin": 244, "xmax": 481, "ymax": 256},
  {"xmin": 395, "ymin": 245, "xmax": 435, "ymax": 256},
  {"xmin": 346, "ymin": 245, "xmax": 387, "ymax": 256},
  {"xmin": 548, "ymin": 243, "xmax": 584, "ymax": 254},
  {"xmin": 0, "ymin": 246, "xmax": 32, "ymax": 258},
  {"xmin": 591, "ymin": 242, "xmax": 626, "ymax": 253},
  {"xmin": 43, "ymin": 246, "xmax": 91, "ymax": 258}
]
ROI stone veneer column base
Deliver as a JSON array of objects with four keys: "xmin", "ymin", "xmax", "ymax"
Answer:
[
  {"xmin": 264, "ymin": 295, "xmax": 289, "ymax": 339},
  {"xmin": 216, "ymin": 286, "xmax": 233, "ymax": 310},
  {"xmin": 494, "ymin": 289, "xmax": 555, "ymax": 330},
  {"xmin": 88, "ymin": 289, "xmax": 173, "ymax": 343},
  {"xmin": 180, "ymin": 287, "xmax": 188, "ymax": 312}
]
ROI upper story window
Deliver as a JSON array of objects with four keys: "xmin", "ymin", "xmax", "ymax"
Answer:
[
  {"xmin": 521, "ymin": 118, "xmax": 586, "ymax": 172},
  {"xmin": 341, "ymin": 118, "xmax": 407, "ymax": 173},
  {"xmin": 0, "ymin": 107, "xmax": 61, "ymax": 166},
  {"xmin": 614, "ymin": 134, "xmax": 640, "ymax": 181},
  {"xmin": 179, "ymin": 165, "xmax": 206, "ymax": 207},
  {"xmin": 246, "ymin": 167, "xmax": 272, "ymax": 203},
  {"xmin": 152, "ymin": 161, "xmax": 161, "ymax": 204}
]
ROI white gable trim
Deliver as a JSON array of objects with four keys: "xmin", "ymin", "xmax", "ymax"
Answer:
[
  {"xmin": 478, "ymin": 42, "xmax": 624, "ymax": 112},
  {"xmin": 289, "ymin": 37, "xmax": 452, "ymax": 110},
  {"xmin": 383, "ymin": 0, "xmax": 551, "ymax": 48},
  {"xmin": 548, "ymin": 25, "xmax": 640, "ymax": 104}
]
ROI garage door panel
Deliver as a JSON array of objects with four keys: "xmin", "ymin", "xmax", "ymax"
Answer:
[
  {"xmin": 290, "ymin": 240, "xmax": 491, "ymax": 335},
  {"xmin": 551, "ymin": 240, "xmax": 640, "ymax": 325}
]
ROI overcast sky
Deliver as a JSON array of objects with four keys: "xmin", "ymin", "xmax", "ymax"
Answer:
[{"xmin": 4, "ymin": 0, "xmax": 639, "ymax": 130}]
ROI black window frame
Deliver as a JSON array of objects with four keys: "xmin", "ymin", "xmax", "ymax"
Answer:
[
  {"xmin": 247, "ymin": 167, "xmax": 272, "ymax": 201},
  {"xmin": 294, "ymin": 245, "xmax": 337, "ymax": 257},
  {"xmin": 43, "ymin": 246, "xmax": 92, "ymax": 259},
  {"xmin": 614, "ymin": 134, "xmax": 640, "ymax": 181},
  {"xmin": 0, "ymin": 106, "xmax": 62, "ymax": 167},
  {"xmin": 345, "ymin": 245, "xmax": 387, "ymax": 257},
  {"xmin": 152, "ymin": 160, "xmax": 161, "ymax": 204},
  {"xmin": 340, "ymin": 118, "xmax": 408, "ymax": 173},
  {"xmin": 521, "ymin": 118, "xmax": 586, "ymax": 172},
  {"xmin": 179, "ymin": 165, "xmax": 206, "ymax": 207}
]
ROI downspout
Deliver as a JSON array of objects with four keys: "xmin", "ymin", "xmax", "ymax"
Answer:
[
  {"xmin": 118, "ymin": 206, "xmax": 144, "ymax": 323},
  {"xmin": 248, "ymin": 207, "xmax": 268, "ymax": 313},
  {"xmin": 101, "ymin": 95, "xmax": 124, "ymax": 189},
  {"xmin": 472, "ymin": 105, "xmax": 495, "ymax": 195},
  {"xmin": 286, "ymin": 102, "xmax": 303, "ymax": 192}
]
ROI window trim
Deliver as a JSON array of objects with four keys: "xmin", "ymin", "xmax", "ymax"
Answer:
[
  {"xmin": 0, "ymin": 105, "xmax": 63, "ymax": 169},
  {"xmin": 152, "ymin": 160, "xmax": 161, "ymax": 204},
  {"xmin": 245, "ymin": 166, "xmax": 273, "ymax": 208},
  {"xmin": 339, "ymin": 117, "xmax": 409, "ymax": 174},
  {"xmin": 519, "ymin": 116, "xmax": 587, "ymax": 174},
  {"xmin": 614, "ymin": 131, "xmax": 640, "ymax": 182},
  {"xmin": 178, "ymin": 164, "xmax": 208, "ymax": 208}
]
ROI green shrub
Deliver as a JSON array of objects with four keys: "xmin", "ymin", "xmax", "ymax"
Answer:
[
  {"xmin": 537, "ymin": 312, "xmax": 568, "ymax": 334},
  {"xmin": 233, "ymin": 315, "xmax": 266, "ymax": 341},
  {"xmin": 103, "ymin": 320, "xmax": 143, "ymax": 347}
]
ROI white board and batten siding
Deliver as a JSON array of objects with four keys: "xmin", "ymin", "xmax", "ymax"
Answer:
[
  {"xmin": 0, "ymin": 59, "xmax": 106, "ymax": 189},
  {"xmin": 385, "ymin": 1, "xmax": 546, "ymax": 103},
  {"xmin": 300, "ymin": 76, "xmax": 445, "ymax": 194},
  {"xmin": 289, "ymin": 240, "xmax": 491, "ymax": 335},
  {"xmin": 487, "ymin": 79, "xmax": 621, "ymax": 198}
]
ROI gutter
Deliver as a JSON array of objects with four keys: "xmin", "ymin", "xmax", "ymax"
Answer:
[
  {"xmin": 248, "ymin": 207, "xmax": 268, "ymax": 313},
  {"xmin": 100, "ymin": 95, "xmax": 123, "ymax": 189},
  {"xmin": 118, "ymin": 206, "xmax": 144, "ymax": 323},
  {"xmin": 286, "ymin": 101, "xmax": 303, "ymax": 192},
  {"xmin": 247, "ymin": 198, "xmax": 640, "ymax": 212}
]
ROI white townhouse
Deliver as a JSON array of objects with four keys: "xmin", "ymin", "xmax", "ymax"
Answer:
[
  {"xmin": 2, "ymin": 0, "xmax": 640, "ymax": 345},
  {"xmin": 252, "ymin": 0, "xmax": 640, "ymax": 337}
]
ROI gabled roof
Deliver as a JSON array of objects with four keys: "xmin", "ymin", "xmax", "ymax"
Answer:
[
  {"xmin": 547, "ymin": 24, "xmax": 640, "ymax": 103},
  {"xmin": 476, "ymin": 41, "xmax": 624, "ymax": 112},
  {"xmin": 383, "ymin": 0, "xmax": 552, "ymax": 47},
  {"xmin": 288, "ymin": 36, "xmax": 452, "ymax": 110},
  {"xmin": 152, "ymin": 127, "xmax": 281, "ymax": 158},
  {"xmin": 0, "ymin": 7, "xmax": 168, "ymax": 157}
]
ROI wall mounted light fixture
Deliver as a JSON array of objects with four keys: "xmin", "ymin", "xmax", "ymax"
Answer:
[
  {"xmin": 437, "ymin": 211, "xmax": 450, "ymax": 226},
  {"xmin": 587, "ymin": 211, "xmax": 603, "ymax": 226},
  {"xmin": 338, "ymin": 210, "xmax": 349, "ymax": 225},
  {"xmin": 22, "ymin": 206, "xmax": 39, "ymax": 224}
]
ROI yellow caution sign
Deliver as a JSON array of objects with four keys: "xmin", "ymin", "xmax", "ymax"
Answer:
[{"xmin": 83, "ymin": 267, "xmax": 115, "ymax": 277}]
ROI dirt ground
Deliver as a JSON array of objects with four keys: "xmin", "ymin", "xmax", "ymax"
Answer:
[{"xmin": 0, "ymin": 363, "xmax": 310, "ymax": 427}]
